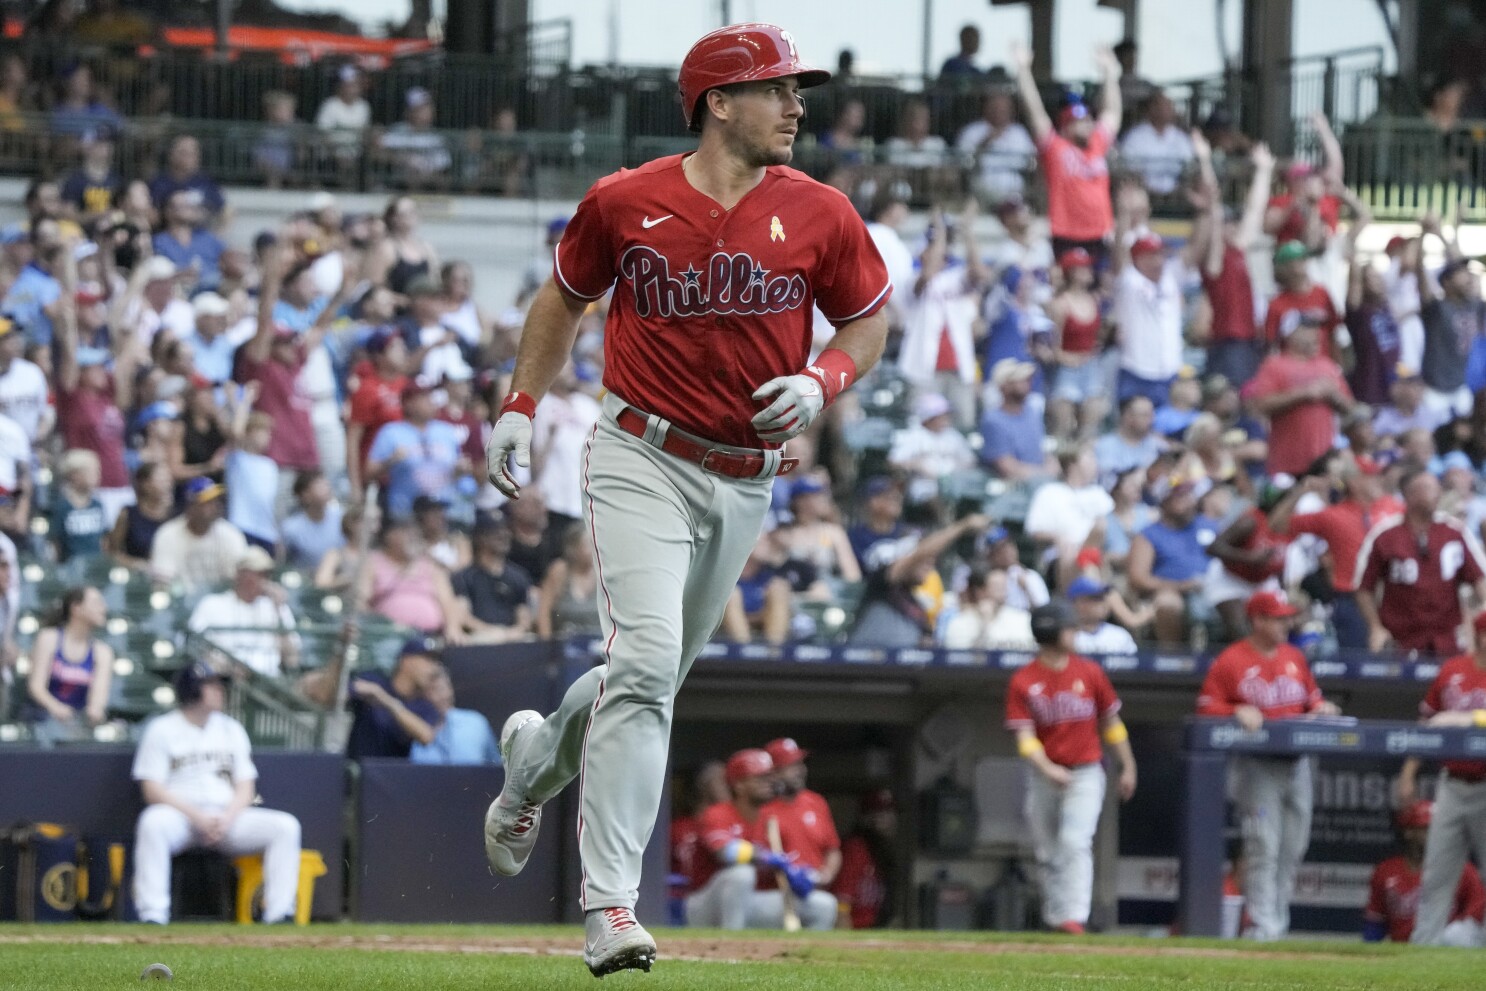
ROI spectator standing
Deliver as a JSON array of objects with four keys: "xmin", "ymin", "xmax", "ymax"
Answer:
[
  {"xmin": 280, "ymin": 470, "xmax": 344, "ymax": 571},
  {"xmin": 152, "ymin": 190, "xmax": 225, "ymax": 290},
  {"xmin": 452, "ymin": 515, "xmax": 533, "ymax": 643},
  {"xmin": 531, "ymin": 364, "xmax": 601, "ymax": 532},
  {"xmin": 979, "ymin": 359, "xmax": 1053, "ymax": 481},
  {"xmin": 899, "ymin": 204, "xmax": 989, "ymax": 428},
  {"xmin": 864, "ymin": 188, "xmax": 915, "ymax": 332},
  {"xmin": 409, "ymin": 666, "xmax": 501, "ymax": 765},
  {"xmin": 1046, "ymin": 248, "xmax": 1104, "ymax": 438},
  {"xmin": 1356, "ymin": 470, "xmax": 1486, "ymax": 655},
  {"xmin": 150, "ymin": 477, "xmax": 248, "ymax": 594},
  {"xmin": 345, "ymin": 638, "xmax": 439, "ymax": 760},
  {"xmin": 938, "ymin": 25, "xmax": 984, "ymax": 82},
  {"xmin": 1012, "ymin": 42, "xmax": 1122, "ymax": 265},
  {"xmin": 1197, "ymin": 590, "xmax": 1339, "ymax": 941},
  {"xmin": 1111, "ymin": 203, "xmax": 1184, "ymax": 406},
  {"xmin": 1346, "ymin": 253, "xmax": 1403, "ymax": 407},
  {"xmin": 1262, "ymin": 117, "xmax": 1344, "ymax": 252},
  {"xmin": 1006, "ymin": 600, "xmax": 1136, "ymax": 935},
  {"xmin": 1118, "ymin": 92, "xmax": 1194, "ymax": 195},
  {"xmin": 104, "ymin": 463, "xmax": 174, "ymax": 573},
  {"xmin": 147, "ymin": 136, "xmax": 225, "ymax": 220},
  {"xmin": 1265, "ymin": 240, "xmax": 1342, "ymax": 358},
  {"xmin": 187, "ymin": 547, "xmax": 298, "ymax": 678},
  {"xmin": 1127, "ymin": 474, "xmax": 1219, "ymax": 646},
  {"xmin": 367, "ymin": 381, "xmax": 463, "ymax": 519},
  {"xmin": 60, "ymin": 129, "xmax": 124, "ymax": 224},
  {"xmin": 1417, "ymin": 233, "xmax": 1486, "ymax": 420},
  {"xmin": 50, "ymin": 449, "xmax": 108, "ymax": 564},
  {"xmin": 956, "ymin": 89, "xmax": 1035, "ymax": 203},
  {"xmin": 1193, "ymin": 139, "xmax": 1272, "ymax": 386},
  {"xmin": 131, "ymin": 662, "xmax": 302, "ymax": 925},
  {"xmin": 346, "ymin": 328, "xmax": 408, "ymax": 498},
  {"xmin": 26, "ymin": 586, "xmax": 113, "ymax": 745},
  {"xmin": 1243, "ymin": 314, "xmax": 1353, "ymax": 477}
]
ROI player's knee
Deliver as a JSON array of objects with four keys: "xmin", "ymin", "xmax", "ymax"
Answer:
[
  {"xmin": 803, "ymin": 891, "xmax": 837, "ymax": 930},
  {"xmin": 276, "ymin": 812, "xmax": 302, "ymax": 845},
  {"xmin": 135, "ymin": 803, "xmax": 179, "ymax": 842},
  {"xmin": 602, "ymin": 659, "xmax": 680, "ymax": 707},
  {"xmin": 715, "ymin": 864, "xmax": 755, "ymax": 893}
]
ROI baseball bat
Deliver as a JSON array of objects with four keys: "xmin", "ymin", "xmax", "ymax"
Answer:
[{"xmin": 767, "ymin": 816, "xmax": 802, "ymax": 932}]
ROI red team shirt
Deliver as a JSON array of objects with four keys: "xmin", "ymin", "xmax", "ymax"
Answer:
[
  {"xmin": 1366, "ymin": 856, "xmax": 1485, "ymax": 942},
  {"xmin": 1197, "ymin": 640, "xmax": 1323, "ymax": 719},
  {"xmin": 1421, "ymin": 655, "xmax": 1486, "ymax": 781},
  {"xmin": 1287, "ymin": 496, "xmax": 1403, "ymax": 593},
  {"xmin": 1263, "ymin": 284, "xmax": 1341, "ymax": 356},
  {"xmin": 692, "ymin": 800, "xmax": 767, "ymax": 892},
  {"xmin": 670, "ymin": 814, "xmax": 702, "ymax": 892},
  {"xmin": 832, "ymin": 835, "xmax": 886, "ymax": 929},
  {"xmin": 1005, "ymin": 656, "xmax": 1122, "ymax": 768},
  {"xmin": 348, "ymin": 371, "xmax": 408, "ymax": 473},
  {"xmin": 553, "ymin": 155, "xmax": 891, "ymax": 449},
  {"xmin": 234, "ymin": 347, "xmax": 319, "ymax": 471},
  {"xmin": 759, "ymin": 789, "xmax": 840, "ymax": 872},
  {"xmin": 1242, "ymin": 352, "xmax": 1352, "ymax": 476},
  {"xmin": 1356, "ymin": 516, "xmax": 1486, "ymax": 655},
  {"xmin": 1038, "ymin": 126, "xmax": 1114, "ymax": 243}
]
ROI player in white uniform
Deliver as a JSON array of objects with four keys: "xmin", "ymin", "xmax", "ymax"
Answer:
[{"xmin": 131, "ymin": 661, "xmax": 302, "ymax": 924}]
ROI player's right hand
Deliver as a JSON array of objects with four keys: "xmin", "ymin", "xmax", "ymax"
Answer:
[
  {"xmin": 486, "ymin": 411, "xmax": 533, "ymax": 498},
  {"xmin": 1043, "ymin": 765, "xmax": 1073, "ymax": 787},
  {"xmin": 782, "ymin": 863, "xmax": 815, "ymax": 899}
]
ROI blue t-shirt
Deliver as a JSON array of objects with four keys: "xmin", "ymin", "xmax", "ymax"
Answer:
[
  {"xmin": 186, "ymin": 332, "xmax": 240, "ymax": 385},
  {"xmin": 3, "ymin": 264, "xmax": 61, "ymax": 345},
  {"xmin": 147, "ymin": 172, "xmax": 226, "ymax": 215},
  {"xmin": 1094, "ymin": 432, "xmax": 1166, "ymax": 489},
  {"xmin": 409, "ymin": 708, "xmax": 502, "ymax": 765},
  {"xmin": 152, "ymin": 229, "xmax": 225, "ymax": 289},
  {"xmin": 281, "ymin": 504, "xmax": 345, "ymax": 570},
  {"xmin": 226, "ymin": 448, "xmax": 280, "ymax": 543},
  {"xmin": 1141, "ymin": 514, "xmax": 1218, "ymax": 583},
  {"xmin": 346, "ymin": 671, "xmax": 441, "ymax": 760},
  {"xmin": 367, "ymin": 419, "xmax": 463, "ymax": 518},
  {"xmin": 979, "ymin": 402, "xmax": 1046, "ymax": 470}
]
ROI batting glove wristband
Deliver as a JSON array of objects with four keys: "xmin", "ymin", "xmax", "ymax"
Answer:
[
  {"xmin": 487, "ymin": 391, "xmax": 536, "ymax": 498},
  {"xmin": 750, "ymin": 348, "xmax": 857, "ymax": 443}
]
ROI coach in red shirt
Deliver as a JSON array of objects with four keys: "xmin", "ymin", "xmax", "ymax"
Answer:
[
  {"xmin": 1395, "ymin": 621, "xmax": 1486, "ymax": 945},
  {"xmin": 1364, "ymin": 800, "xmax": 1484, "ymax": 944},
  {"xmin": 759, "ymin": 737, "xmax": 841, "ymax": 889},
  {"xmin": 1007, "ymin": 600, "xmax": 1136, "ymax": 934},
  {"xmin": 1198, "ymin": 590, "xmax": 1339, "ymax": 941},
  {"xmin": 1011, "ymin": 41, "xmax": 1122, "ymax": 266},
  {"xmin": 1243, "ymin": 314, "xmax": 1353, "ymax": 477},
  {"xmin": 1356, "ymin": 470, "xmax": 1486, "ymax": 656}
]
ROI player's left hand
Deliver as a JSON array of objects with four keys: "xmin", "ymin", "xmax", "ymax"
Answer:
[
  {"xmin": 1119, "ymin": 766, "xmax": 1137, "ymax": 801},
  {"xmin": 751, "ymin": 373, "xmax": 825, "ymax": 443},
  {"xmin": 782, "ymin": 863, "xmax": 815, "ymax": 900},
  {"xmin": 486, "ymin": 410, "xmax": 533, "ymax": 497}
]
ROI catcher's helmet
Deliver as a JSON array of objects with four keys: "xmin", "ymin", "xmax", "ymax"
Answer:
[
  {"xmin": 725, "ymin": 748, "xmax": 774, "ymax": 787},
  {"xmin": 1397, "ymin": 799, "xmax": 1432, "ymax": 831},
  {"xmin": 678, "ymin": 23, "xmax": 831, "ymax": 131},
  {"xmin": 1030, "ymin": 599, "xmax": 1078, "ymax": 647}
]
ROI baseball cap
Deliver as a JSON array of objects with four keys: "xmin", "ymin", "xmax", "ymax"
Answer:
[
  {"xmin": 236, "ymin": 546, "xmax": 275, "ymax": 572},
  {"xmin": 337, "ymin": 64, "xmax": 361, "ymax": 84},
  {"xmin": 1246, "ymin": 590, "xmax": 1299, "ymax": 619},
  {"xmin": 308, "ymin": 191, "xmax": 337, "ymax": 213},
  {"xmin": 1285, "ymin": 160, "xmax": 1315, "ymax": 181},
  {"xmin": 442, "ymin": 363, "xmax": 473, "ymax": 384},
  {"xmin": 791, "ymin": 476, "xmax": 827, "ymax": 498},
  {"xmin": 1130, "ymin": 233, "xmax": 1165, "ymax": 258},
  {"xmin": 1384, "ymin": 235, "xmax": 1409, "ymax": 255},
  {"xmin": 364, "ymin": 327, "xmax": 398, "ymax": 354},
  {"xmin": 1067, "ymin": 576, "xmax": 1108, "ymax": 599},
  {"xmin": 1151, "ymin": 471, "xmax": 1211, "ymax": 503},
  {"xmin": 1439, "ymin": 257, "xmax": 1475, "ymax": 283},
  {"xmin": 173, "ymin": 660, "xmax": 226, "ymax": 701},
  {"xmin": 402, "ymin": 379, "xmax": 434, "ymax": 400},
  {"xmin": 399, "ymin": 635, "xmax": 440, "ymax": 660},
  {"xmin": 1075, "ymin": 546, "xmax": 1103, "ymax": 570},
  {"xmin": 138, "ymin": 256, "xmax": 178, "ymax": 283},
  {"xmin": 0, "ymin": 223, "xmax": 26, "ymax": 246},
  {"xmin": 412, "ymin": 494, "xmax": 448, "ymax": 515},
  {"xmin": 994, "ymin": 196, "xmax": 1027, "ymax": 219},
  {"xmin": 1354, "ymin": 454, "xmax": 1384, "ymax": 477},
  {"xmin": 192, "ymin": 291, "xmax": 229, "ymax": 318},
  {"xmin": 914, "ymin": 392, "xmax": 953, "ymax": 422},
  {"xmin": 136, "ymin": 400, "xmax": 179, "ymax": 429},
  {"xmin": 862, "ymin": 475, "xmax": 897, "ymax": 499},
  {"xmin": 764, "ymin": 737, "xmax": 808, "ymax": 769},
  {"xmin": 1057, "ymin": 101, "xmax": 1090, "ymax": 129},
  {"xmin": 1273, "ymin": 240, "xmax": 1310, "ymax": 264},
  {"xmin": 991, "ymin": 358, "xmax": 1036, "ymax": 388},
  {"xmin": 183, "ymin": 476, "xmax": 225, "ymax": 504},
  {"xmin": 979, "ymin": 525, "xmax": 1011, "ymax": 552},
  {"xmin": 547, "ymin": 217, "xmax": 569, "ymax": 238},
  {"xmin": 724, "ymin": 748, "xmax": 773, "ymax": 786},
  {"xmin": 1057, "ymin": 247, "xmax": 1093, "ymax": 270}
]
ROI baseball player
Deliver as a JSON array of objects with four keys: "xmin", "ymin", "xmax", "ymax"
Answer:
[
  {"xmin": 1396, "ymin": 613, "xmax": 1486, "ymax": 945},
  {"xmin": 685, "ymin": 748, "xmax": 829, "ymax": 930},
  {"xmin": 760, "ymin": 737, "xmax": 842, "ymax": 890},
  {"xmin": 131, "ymin": 661, "xmax": 302, "ymax": 924},
  {"xmin": 481, "ymin": 22, "xmax": 890, "ymax": 977},
  {"xmin": 1197, "ymin": 590, "xmax": 1340, "ymax": 941},
  {"xmin": 1365, "ymin": 800, "xmax": 1485, "ymax": 945},
  {"xmin": 1006, "ymin": 600, "xmax": 1137, "ymax": 934}
]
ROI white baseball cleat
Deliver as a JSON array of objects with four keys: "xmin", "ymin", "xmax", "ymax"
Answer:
[
  {"xmin": 583, "ymin": 907, "xmax": 657, "ymax": 978},
  {"xmin": 484, "ymin": 710, "xmax": 545, "ymax": 876}
]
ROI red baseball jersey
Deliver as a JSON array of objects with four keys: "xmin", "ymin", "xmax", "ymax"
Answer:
[
  {"xmin": 670, "ymin": 814, "xmax": 702, "ymax": 893},
  {"xmin": 759, "ymin": 789, "xmax": 840, "ymax": 872},
  {"xmin": 348, "ymin": 371, "xmax": 407, "ymax": 472},
  {"xmin": 553, "ymin": 155, "xmax": 891, "ymax": 449},
  {"xmin": 1421, "ymin": 655, "xmax": 1486, "ymax": 781},
  {"xmin": 832, "ymin": 834, "xmax": 886, "ymax": 929},
  {"xmin": 692, "ymin": 799, "xmax": 766, "ymax": 891},
  {"xmin": 1005, "ymin": 655, "xmax": 1121, "ymax": 768},
  {"xmin": 1038, "ymin": 125, "xmax": 1114, "ymax": 242},
  {"xmin": 1356, "ymin": 515, "xmax": 1486, "ymax": 655},
  {"xmin": 1366, "ymin": 855, "xmax": 1485, "ymax": 942},
  {"xmin": 1196, "ymin": 639, "xmax": 1323, "ymax": 719}
]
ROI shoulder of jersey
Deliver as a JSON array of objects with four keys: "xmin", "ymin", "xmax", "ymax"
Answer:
[
  {"xmin": 766, "ymin": 163, "xmax": 850, "ymax": 201},
  {"xmin": 589, "ymin": 154, "xmax": 685, "ymax": 195}
]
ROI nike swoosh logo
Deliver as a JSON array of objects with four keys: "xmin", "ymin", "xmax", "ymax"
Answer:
[{"xmin": 641, "ymin": 215, "xmax": 673, "ymax": 229}]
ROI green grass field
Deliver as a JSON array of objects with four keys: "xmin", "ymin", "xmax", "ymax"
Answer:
[{"xmin": 0, "ymin": 924, "xmax": 1480, "ymax": 991}]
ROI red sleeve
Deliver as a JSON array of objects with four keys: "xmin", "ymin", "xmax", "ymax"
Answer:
[
  {"xmin": 1087, "ymin": 123, "xmax": 1113, "ymax": 157},
  {"xmin": 1422, "ymin": 668, "xmax": 1445, "ymax": 717},
  {"xmin": 1300, "ymin": 655, "xmax": 1324, "ymax": 710},
  {"xmin": 1005, "ymin": 672, "xmax": 1033, "ymax": 729},
  {"xmin": 1287, "ymin": 510, "xmax": 1328, "ymax": 540},
  {"xmin": 814, "ymin": 191, "xmax": 892, "ymax": 324},
  {"xmin": 348, "ymin": 382, "xmax": 377, "ymax": 427},
  {"xmin": 1196, "ymin": 650, "xmax": 1238, "ymax": 715},
  {"xmin": 698, "ymin": 803, "xmax": 738, "ymax": 854},
  {"xmin": 1091, "ymin": 664, "xmax": 1122, "ymax": 721},
  {"xmin": 552, "ymin": 182, "xmax": 617, "ymax": 301},
  {"xmin": 1456, "ymin": 864, "xmax": 1486, "ymax": 923},
  {"xmin": 1364, "ymin": 863, "xmax": 1388, "ymax": 922},
  {"xmin": 812, "ymin": 794, "xmax": 841, "ymax": 851},
  {"xmin": 1261, "ymin": 300, "xmax": 1283, "ymax": 350}
]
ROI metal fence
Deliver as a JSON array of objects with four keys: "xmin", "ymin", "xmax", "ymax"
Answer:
[{"xmin": 1343, "ymin": 117, "xmax": 1486, "ymax": 223}]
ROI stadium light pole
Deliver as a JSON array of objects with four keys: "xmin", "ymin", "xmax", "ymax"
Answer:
[{"xmin": 921, "ymin": 0, "xmax": 933, "ymax": 83}]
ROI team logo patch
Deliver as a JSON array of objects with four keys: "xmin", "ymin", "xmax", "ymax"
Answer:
[{"xmin": 770, "ymin": 216, "xmax": 785, "ymax": 242}]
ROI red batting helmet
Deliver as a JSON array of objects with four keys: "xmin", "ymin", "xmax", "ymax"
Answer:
[
  {"xmin": 725, "ymin": 748, "xmax": 774, "ymax": 787},
  {"xmin": 677, "ymin": 23, "xmax": 831, "ymax": 131},
  {"xmin": 1397, "ymin": 800, "xmax": 1432, "ymax": 830}
]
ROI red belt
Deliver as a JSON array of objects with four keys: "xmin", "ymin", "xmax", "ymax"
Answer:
[{"xmin": 615, "ymin": 407, "xmax": 798, "ymax": 480}]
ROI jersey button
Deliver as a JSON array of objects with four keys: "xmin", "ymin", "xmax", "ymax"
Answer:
[
  {"xmin": 716, "ymin": 239, "xmax": 724, "ymax": 247},
  {"xmin": 709, "ymin": 209, "xmax": 719, "ymax": 218}
]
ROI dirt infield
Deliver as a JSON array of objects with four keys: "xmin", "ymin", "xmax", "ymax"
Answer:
[{"xmin": 0, "ymin": 928, "xmax": 1362, "ymax": 965}]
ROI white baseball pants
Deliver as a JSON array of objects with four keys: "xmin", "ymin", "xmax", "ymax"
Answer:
[
  {"xmin": 132, "ymin": 803, "xmax": 302, "ymax": 924},
  {"xmin": 1412, "ymin": 773, "xmax": 1486, "ymax": 945},
  {"xmin": 685, "ymin": 865, "xmax": 837, "ymax": 930},
  {"xmin": 1232, "ymin": 755, "xmax": 1312, "ymax": 941},
  {"xmin": 1024, "ymin": 763, "xmax": 1105, "ymax": 928},
  {"xmin": 512, "ymin": 402, "xmax": 774, "ymax": 912}
]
